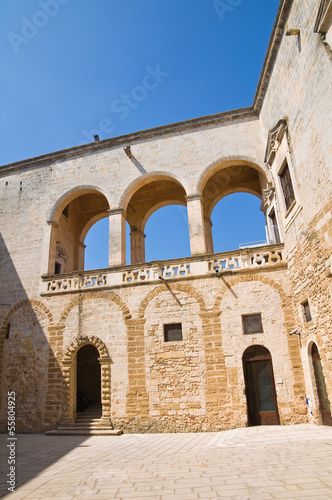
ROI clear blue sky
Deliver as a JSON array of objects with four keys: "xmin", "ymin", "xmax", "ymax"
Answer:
[{"xmin": 1, "ymin": 0, "xmax": 280, "ymax": 269}]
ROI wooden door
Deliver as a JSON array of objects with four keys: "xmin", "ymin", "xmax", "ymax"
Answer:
[
  {"xmin": 312, "ymin": 344, "xmax": 332, "ymax": 426},
  {"xmin": 243, "ymin": 346, "xmax": 279, "ymax": 426}
]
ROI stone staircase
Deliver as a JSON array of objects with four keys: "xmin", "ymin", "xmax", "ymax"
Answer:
[{"xmin": 46, "ymin": 405, "xmax": 123, "ymax": 436}]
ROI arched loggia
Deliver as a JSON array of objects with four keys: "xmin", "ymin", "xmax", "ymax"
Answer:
[
  {"xmin": 200, "ymin": 160, "xmax": 279, "ymax": 253},
  {"xmin": 48, "ymin": 188, "xmax": 110, "ymax": 274}
]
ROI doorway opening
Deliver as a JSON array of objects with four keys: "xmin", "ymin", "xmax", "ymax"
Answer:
[
  {"xmin": 243, "ymin": 345, "xmax": 279, "ymax": 426},
  {"xmin": 76, "ymin": 345, "xmax": 101, "ymax": 416},
  {"xmin": 311, "ymin": 343, "xmax": 332, "ymax": 426}
]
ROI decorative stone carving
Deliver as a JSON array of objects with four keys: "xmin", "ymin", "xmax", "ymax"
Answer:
[
  {"xmin": 262, "ymin": 185, "xmax": 275, "ymax": 210},
  {"xmin": 264, "ymin": 120, "xmax": 287, "ymax": 165}
]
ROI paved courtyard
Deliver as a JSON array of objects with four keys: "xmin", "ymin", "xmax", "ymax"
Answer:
[{"xmin": 1, "ymin": 424, "xmax": 332, "ymax": 499}]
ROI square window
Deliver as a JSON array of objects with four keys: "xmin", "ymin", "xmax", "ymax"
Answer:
[
  {"xmin": 164, "ymin": 323, "xmax": 182, "ymax": 342},
  {"xmin": 242, "ymin": 314, "xmax": 263, "ymax": 334},
  {"xmin": 279, "ymin": 161, "xmax": 295, "ymax": 211},
  {"xmin": 302, "ymin": 301, "xmax": 312, "ymax": 322}
]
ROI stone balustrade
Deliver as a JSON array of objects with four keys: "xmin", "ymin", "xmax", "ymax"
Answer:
[{"xmin": 41, "ymin": 244, "xmax": 285, "ymax": 295}]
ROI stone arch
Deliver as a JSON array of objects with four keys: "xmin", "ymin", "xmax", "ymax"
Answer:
[
  {"xmin": 47, "ymin": 185, "xmax": 111, "ymax": 225},
  {"xmin": 118, "ymin": 172, "xmax": 189, "ymax": 265},
  {"xmin": 1, "ymin": 299, "xmax": 54, "ymax": 330},
  {"xmin": 197, "ymin": 155, "xmax": 271, "ymax": 194},
  {"xmin": 61, "ymin": 335, "xmax": 112, "ymax": 427},
  {"xmin": 59, "ymin": 291, "xmax": 131, "ymax": 328},
  {"xmin": 194, "ymin": 156, "xmax": 272, "ymax": 255},
  {"xmin": 307, "ymin": 340, "xmax": 332, "ymax": 425},
  {"xmin": 141, "ymin": 199, "xmax": 187, "ymax": 233},
  {"xmin": 213, "ymin": 274, "xmax": 290, "ymax": 313},
  {"xmin": 214, "ymin": 273, "xmax": 306, "ymax": 418},
  {"xmin": 118, "ymin": 172, "xmax": 188, "ymax": 211},
  {"xmin": 0, "ymin": 299, "xmax": 54, "ymax": 432},
  {"xmin": 138, "ymin": 282, "xmax": 207, "ymax": 318},
  {"xmin": 207, "ymin": 186, "xmax": 263, "ymax": 220},
  {"xmin": 63, "ymin": 334, "xmax": 110, "ymax": 361},
  {"xmin": 46, "ymin": 186, "xmax": 111, "ymax": 274}
]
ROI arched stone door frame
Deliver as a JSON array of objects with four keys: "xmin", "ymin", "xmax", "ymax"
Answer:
[
  {"xmin": 242, "ymin": 345, "xmax": 280, "ymax": 426},
  {"xmin": 308, "ymin": 341, "xmax": 332, "ymax": 426},
  {"xmin": 60, "ymin": 335, "xmax": 111, "ymax": 427}
]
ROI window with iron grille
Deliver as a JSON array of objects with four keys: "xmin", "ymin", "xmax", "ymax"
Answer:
[
  {"xmin": 279, "ymin": 162, "xmax": 295, "ymax": 211},
  {"xmin": 164, "ymin": 323, "xmax": 182, "ymax": 342},
  {"xmin": 242, "ymin": 314, "xmax": 263, "ymax": 334}
]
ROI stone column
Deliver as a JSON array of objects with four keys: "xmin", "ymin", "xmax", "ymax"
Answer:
[
  {"xmin": 59, "ymin": 359, "xmax": 75, "ymax": 427},
  {"xmin": 78, "ymin": 242, "xmax": 86, "ymax": 271},
  {"xmin": 40, "ymin": 221, "xmax": 57, "ymax": 275},
  {"xmin": 108, "ymin": 209, "xmax": 126, "ymax": 267},
  {"xmin": 130, "ymin": 227, "xmax": 146, "ymax": 264},
  {"xmin": 204, "ymin": 215, "xmax": 214, "ymax": 254},
  {"xmin": 186, "ymin": 194, "xmax": 207, "ymax": 255},
  {"xmin": 99, "ymin": 357, "xmax": 113, "ymax": 427}
]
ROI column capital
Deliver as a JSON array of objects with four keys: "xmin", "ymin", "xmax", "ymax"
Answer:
[
  {"xmin": 185, "ymin": 193, "xmax": 203, "ymax": 202},
  {"xmin": 107, "ymin": 208, "xmax": 126, "ymax": 216}
]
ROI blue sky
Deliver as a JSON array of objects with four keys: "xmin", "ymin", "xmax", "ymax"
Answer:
[{"xmin": 1, "ymin": 0, "xmax": 280, "ymax": 269}]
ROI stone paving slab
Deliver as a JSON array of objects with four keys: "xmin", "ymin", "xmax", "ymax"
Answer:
[{"xmin": 1, "ymin": 424, "xmax": 332, "ymax": 499}]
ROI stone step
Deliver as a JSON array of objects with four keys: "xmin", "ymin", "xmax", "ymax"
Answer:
[{"xmin": 46, "ymin": 428, "xmax": 123, "ymax": 436}]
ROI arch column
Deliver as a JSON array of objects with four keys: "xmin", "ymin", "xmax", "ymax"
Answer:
[
  {"xmin": 186, "ymin": 194, "xmax": 207, "ymax": 255},
  {"xmin": 130, "ymin": 227, "xmax": 146, "ymax": 265},
  {"xmin": 99, "ymin": 357, "xmax": 113, "ymax": 426},
  {"xmin": 59, "ymin": 359, "xmax": 75, "ymax": 427},
  {"xmin": 204, "ymin": 215, "xmax": 214, "ymax": 254},
  {"xmin": 41, "ymin": 220, "xmax": 57, "ymax": 275},
  {"xmin": 108, "ymin": 208, "xmax": 126, "ymax": 267}
]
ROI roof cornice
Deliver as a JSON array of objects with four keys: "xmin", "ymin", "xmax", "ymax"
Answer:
[
  {"xmin": 0, "ymin": 107, "xmax": 256, "ymax": 174},
  {"xmin": 253, "ymin": 0, "xmax": 294, "ymax": 113}
]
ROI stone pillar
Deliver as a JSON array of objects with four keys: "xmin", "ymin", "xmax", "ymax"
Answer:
[
  {"xmin": 78, "ymin": 242, "xmax": 86, "ymax": 271},
  {"xmin": 204, "ymin": 215, "xmax": 214, "ymax": 254},
  {"xmin": 59, "ymin": 359, "xmax": 75, "ymax": 427},
  {"xmin": 99, "ymin": 357, "xmax": 113, "ymax": 427},
  {"xmin": 186, "ymin": 194, "xmax": 207, "ymax": 255},
  {"xmin": 108, "ymin": 209, "xmax": 126, "ymax": 267},
  {"xmin": 130, "ymin": 227, "xmax": 146, "ymax": 264},
  {"xmin": 126, "ymin": 318, "xmax": 149, "ymax": 420},
  {"xmin": 41, "ymin": 221, "xmax": 57, "ymax": 275}
]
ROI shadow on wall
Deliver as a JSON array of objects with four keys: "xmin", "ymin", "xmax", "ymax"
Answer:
[{"xmin": 0, "ymin": 233, "xmax": 87, "ymax": 496}]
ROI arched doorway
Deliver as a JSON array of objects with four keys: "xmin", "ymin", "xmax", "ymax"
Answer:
[
  {"xmin": 311, "ymin": 343, "xmax": 332, "ymax": 426},
  {"xmin": 243, "ymin": 345, "xmax": 279, "ymax": 426},
  {"xmin": 76, "ymin": 345, "xmax": 101, "ymax": 415}
]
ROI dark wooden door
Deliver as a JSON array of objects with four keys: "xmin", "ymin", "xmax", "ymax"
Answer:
[
  {"xmin": 244, "ymin": 347, "xmax": 279, "ymax": 426},
  {"xmin": 312, "ymin": 345, "xmax": 332, "ymax": 426}
]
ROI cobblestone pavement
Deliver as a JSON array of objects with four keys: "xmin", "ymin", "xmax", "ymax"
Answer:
[{"xmin": 1, "ymin": 424, "xmax": 332, "ymax": 499}]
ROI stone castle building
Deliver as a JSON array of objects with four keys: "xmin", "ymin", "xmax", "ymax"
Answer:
[{"xmin": 0, "ymin": 0, "xmax": 331, "ymax": 433}]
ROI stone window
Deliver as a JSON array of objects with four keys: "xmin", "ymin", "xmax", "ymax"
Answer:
[
  {"xmin": 302, "ymin": 300, "xmax": 312, "ymax": 323},
  {"xmin": 242, "ymin": 314, "xmax": 263, "ymax": 334},
  {"xmin": 164, "ymin": 323, "xmax": 182, "ymax": 342},
  {"xmin": 279, "ymin": 161, "xmax": 295, "ymax": 211}
]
